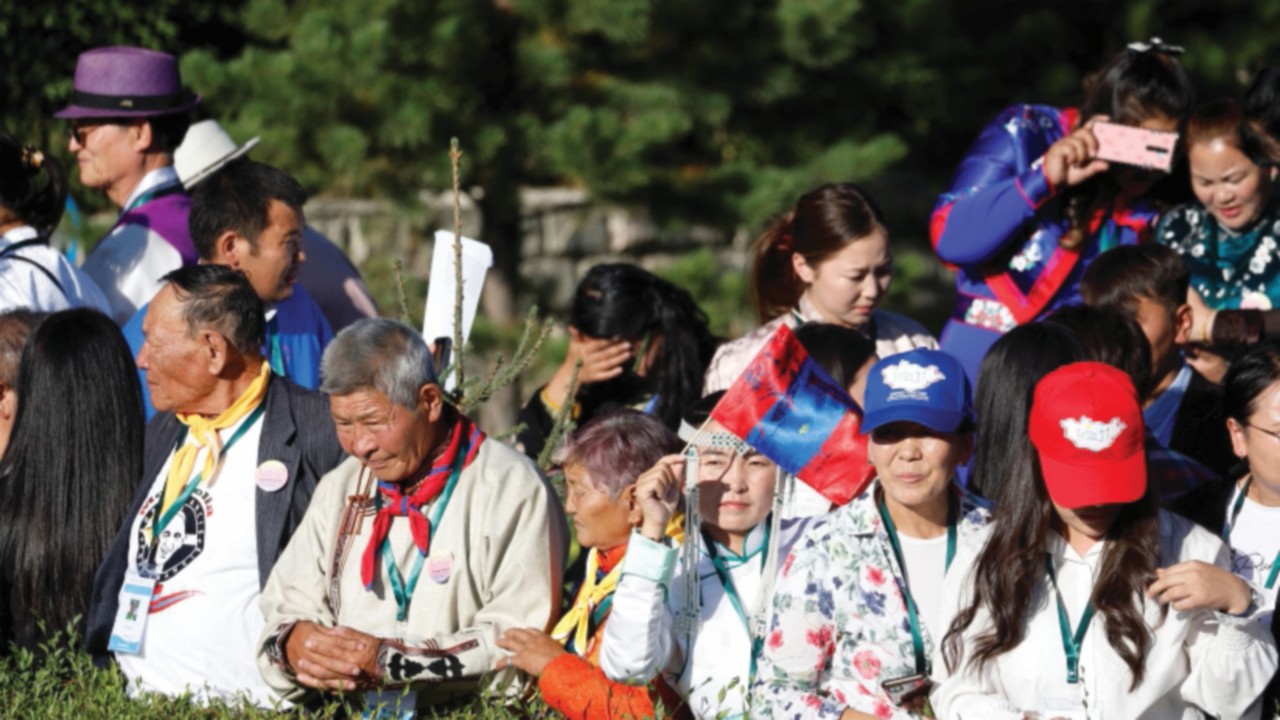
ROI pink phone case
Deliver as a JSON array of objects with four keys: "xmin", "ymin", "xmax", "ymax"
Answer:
[{"xmin": 1092, "ymin": 122, "xmax": 1179, "ymax": 172}]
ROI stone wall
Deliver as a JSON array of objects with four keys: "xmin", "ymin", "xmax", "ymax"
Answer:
[
  {"xmin": 304, "ymin": 187, "xmax": 750, "ymax": 314},
  {"xmin": 302, "ymin": 187, "xmax": 751, "ymax": 432}
]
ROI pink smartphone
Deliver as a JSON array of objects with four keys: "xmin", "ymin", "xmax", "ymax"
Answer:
[{"xmin": 1092, "ymin": 121, "xmax": 1179, "ymax": 172}]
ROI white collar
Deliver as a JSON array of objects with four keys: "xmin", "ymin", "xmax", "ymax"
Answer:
[
  {"xmin": 121, "ymin": 166, "xmax": 181, "ymax": 211},
  {"xmin": 1047, "ymin": 527, "xmax": 1107, "ymax": 564},
  {"xmin": 0, "ymin": 225, "xmax": 39, "ymax": 247}
]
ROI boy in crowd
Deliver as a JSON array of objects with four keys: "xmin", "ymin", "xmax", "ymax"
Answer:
[{"xmin": 1082, "ymin": 244, "xmax": 1236, "ymax": 476}]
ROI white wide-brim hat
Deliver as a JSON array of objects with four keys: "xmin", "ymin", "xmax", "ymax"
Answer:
[{"xmin": 175, "ymin": 119, "xmax": 260, "ymax": 189}]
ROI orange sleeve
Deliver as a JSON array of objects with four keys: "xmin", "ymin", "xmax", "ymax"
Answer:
[{"xmin": 538, "ymin": 652, "xmax": 658, "ymax": 720}]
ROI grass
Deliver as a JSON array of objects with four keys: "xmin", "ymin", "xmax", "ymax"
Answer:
[{"xmin": 5, "ymin": 626, "xmax": 554, "ymax": 719}]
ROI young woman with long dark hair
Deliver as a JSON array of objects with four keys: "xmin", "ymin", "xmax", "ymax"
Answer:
[
  {"xmin": 518, "ymin": 262, "xmax": 717, "ymax": 460},
  {"xmin": 0, "ymin": 132, "xmax": 109, "ymax": 312},
  {"xmin": 967, "ymin": 322, "xmax": 1083, "ymax": 501},
  {"xmin": 931, "ymin": 40, "xmax": 1194, "ymax": 385},
  {"xmin": 934, "ymin": 362, "xmax": 1276, "ymax": 719},
  {"xmin": 703, "ymin": 183, "xmax": 935, "ymax": 394},
  {"xmin": 0, "ymin": 308, "xmax": 143, "ymax": 652}
]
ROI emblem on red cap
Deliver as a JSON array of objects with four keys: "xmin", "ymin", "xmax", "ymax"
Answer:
[{"xmin": 1060, "ymin": 416, "xmax": 1127, "ymax": 452}]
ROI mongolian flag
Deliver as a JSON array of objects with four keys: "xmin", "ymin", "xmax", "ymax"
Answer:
[{"xmin": 710, "ymin": 324, "xmax": 874, "ymax": 506}]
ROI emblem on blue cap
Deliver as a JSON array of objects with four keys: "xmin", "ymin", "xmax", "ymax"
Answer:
[{"xmin": 881, "ymin": 360, "xmax": 945, "ymax": 400}]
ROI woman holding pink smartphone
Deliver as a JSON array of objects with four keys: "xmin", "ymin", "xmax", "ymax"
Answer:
[{"xmin": 929, "ymin": 39, "xmax": 1193, "ymax": 387}]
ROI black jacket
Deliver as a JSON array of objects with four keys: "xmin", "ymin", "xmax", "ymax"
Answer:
[
  {"xmin": 1169, "ymin": 369, "xmax": 1238, "ymax": 478},
  {"xmin": 85, "ymin": 376, "xmax": 345, "ymax": 660}
]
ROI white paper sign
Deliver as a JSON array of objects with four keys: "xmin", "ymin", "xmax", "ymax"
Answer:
[{"xmin": 422, "ymin": 230, "xmax": 493, "ymax": 384}]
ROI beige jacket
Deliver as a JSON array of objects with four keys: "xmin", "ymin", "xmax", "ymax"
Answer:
[
  {"xmin": 256, "ymin": 441, "xmax": 569, "ymax": 708},
  {"xmin": 702, "ymin": 294, "xmax": 938, "ymax": 394}
]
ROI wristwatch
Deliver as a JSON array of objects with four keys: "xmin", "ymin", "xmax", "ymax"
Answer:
[{"xmin": 1231, "ymin": 583, "xmax": 1263, "ymax": 618}]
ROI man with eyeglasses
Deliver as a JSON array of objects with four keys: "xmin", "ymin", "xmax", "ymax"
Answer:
[{"xmin": 55, "ymin": 46, "xmax": 201, "ymax": 324}]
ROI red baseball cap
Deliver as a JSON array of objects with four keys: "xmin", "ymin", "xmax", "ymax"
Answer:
[{"xmin": 1028, "ymin": 362, "xmax": 1147, "ymax": 509}]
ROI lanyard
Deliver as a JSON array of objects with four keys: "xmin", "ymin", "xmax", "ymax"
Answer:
[
  {"xmin": 266, "ymin": 315, "xmax": 286, "ymax": 376},
  {"xmin": 1045, "ymin": 554, "xmax": 1096, "ymax": 684},
  {"xmin": 151, "ymin": 403, "xmax": 267, "ymax": 547},
  {"xmin": 380, "ymin": 435, "xmax": 469, "ymax": 622},
  {"xmin": 121, "ymin": 183, "xmax": 182, "ymax": 214},
  {"xmin": 877, "ymin": 492, "xmax": 957, "ymax": 675},
  {"xmin": 1223, "ymin": 477, "xmax": 1280, "ymax": 589},
  {"xmin": 703, "ymin": 523, "xmax": 771, "ymax": 679}
]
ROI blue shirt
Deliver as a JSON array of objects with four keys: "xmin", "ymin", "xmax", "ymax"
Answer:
[{"xmin": 1144, "ymin": 363, "xmax": 1193, "ymax": 448}]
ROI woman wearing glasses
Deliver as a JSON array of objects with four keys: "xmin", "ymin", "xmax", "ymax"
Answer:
[{"xmin": 1175, "ymin": 339, "xmax": 1280, "ymax": 716}]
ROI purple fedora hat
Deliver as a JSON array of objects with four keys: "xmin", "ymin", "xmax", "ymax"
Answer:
[{"xmin": 54, "ymin": 46, "xmax": 200, "ymax": 119}]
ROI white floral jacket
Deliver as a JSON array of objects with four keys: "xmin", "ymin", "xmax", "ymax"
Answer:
[{"xmin": 750, "ymin": 482, "xmax": 990, "ymax": 720}]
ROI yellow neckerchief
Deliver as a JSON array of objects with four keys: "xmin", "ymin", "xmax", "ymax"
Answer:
[
  {"xmin": 552, "ymin": 545, "xmax": 624, "ymax": 654},
  {"xmin": 162, "ymin": 361, "xmax": 271, "ymax": 513},
  {"xmin": 552, "ymin": 511, "xmax": 686, "ymax": 655}
]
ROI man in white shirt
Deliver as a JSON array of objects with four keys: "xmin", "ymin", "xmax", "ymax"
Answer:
[
  {"xmin": 84, "ymin": 265, "xmax": 345, "ymax": 707},
  {"xmin": 55, "ymin": 46, "xmax": 202, "ymax": 324}
]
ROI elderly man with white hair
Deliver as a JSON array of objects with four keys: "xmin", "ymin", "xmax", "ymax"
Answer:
[{"xmin": 257, "ymin": 318, "xmax": 568, "ymax": 713}]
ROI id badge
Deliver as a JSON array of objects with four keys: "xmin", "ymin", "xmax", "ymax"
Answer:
[
  {"xmin": 107, "ymin": 571, "xmax": 156, "ymax": 655},
  {"xmin": 363, "ymin": 689, "xmax": 417, "ymax": 719},
  {"xmin": 1042, "ymin": 697, "xmax": 1090, "ymax": 720}
]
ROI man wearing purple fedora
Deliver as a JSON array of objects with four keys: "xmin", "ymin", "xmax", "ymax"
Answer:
[{"xmin": 56, "ymin": 46, "xmax": 200, "ymax": 325}]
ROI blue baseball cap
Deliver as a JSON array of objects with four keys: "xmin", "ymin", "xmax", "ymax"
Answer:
[{"xmin": 862, "ymin": 349, "xmax": 973, "ymax": 434}]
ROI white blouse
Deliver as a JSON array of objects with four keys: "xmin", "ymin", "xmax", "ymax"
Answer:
[{"xmin": 931, "ymin": 511, "xmax": 1277, "ymax": 720}]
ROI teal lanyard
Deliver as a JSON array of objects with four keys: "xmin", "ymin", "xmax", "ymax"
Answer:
[
  {"xmin": 1222, "ymin": 477, "xmax": 1280, "ymax": 589},
  {"xmin": 877, "ymin": 493, "xmax": 957, "ymax": 675},
  {"xmin": 1097, "ymin": 212, "xmax": 1119, "ymax": 254},
  {"xmin": 703, "ymin": 523, "xmax": 771, "ymax": 679},
  {"xmin": 266, "ymin": 315, "xmax": 285, "ymax": 376},
  {"xmin": 121, "ymin": 182, "xmax": 181, "ymax": 214},
  {"xmin": 150, "ymin": 403, "xmax": 267, "ymax": 549},
  {"xmin": 380, "ymin": 436, "xmax": 469, "ymax": 622},
  {"xmin": 1045, "ymin": 554, "xmax": 1096, "ymax": 684}
]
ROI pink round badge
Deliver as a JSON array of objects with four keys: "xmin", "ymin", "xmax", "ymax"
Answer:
[
  {"xmin": 428, "ymin": 552, "xmax": 454, "ymax": 584},
  {"xmin": 256, "ymin": 460, "xmax": 289, "ymax": 492}
]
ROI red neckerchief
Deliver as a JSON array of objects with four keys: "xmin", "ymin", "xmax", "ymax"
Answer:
[
  {"xmin": 595, "ymin": 543, "xmax": 628, "ymax": 576},
  {"xmin": 360, "ymin": 415, "xmax": 484, "ymax": 590}
]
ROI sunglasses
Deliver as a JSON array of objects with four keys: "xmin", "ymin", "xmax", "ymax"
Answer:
[{"xmin": 66, "ymin": 119, "xmax": 132, "ymax": 146}]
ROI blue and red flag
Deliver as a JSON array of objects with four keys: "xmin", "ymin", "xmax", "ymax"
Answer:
[{"xmin": 710, "ymin": 324, "xmax": 874, "ymax": 506}]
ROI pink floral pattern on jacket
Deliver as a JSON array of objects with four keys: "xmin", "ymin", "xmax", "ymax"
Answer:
[{"xmin": 750, "ymin": 482, "xmax": 989, "ymax": 719}]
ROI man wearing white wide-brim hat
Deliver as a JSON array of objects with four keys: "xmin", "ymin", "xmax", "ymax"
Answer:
[
  {"xmin": 175, "ymin": 120, "xmax": 377, "ymax": 333},
  {"xmin": 56, "ymin": 46, "xmax": 200, "ymax": 324}
]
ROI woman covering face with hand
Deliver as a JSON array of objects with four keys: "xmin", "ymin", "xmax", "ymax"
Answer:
[
  {"xmin": 751, "ymin": 349, "xmax": 990, "ymax": 720},
  {"xmin": 934, "ymin": 362, "xmax": 1277, "ymax": 720},
  {"xmin": 599, "ymin": 392, "xmax": 811, "ymax": 719},
  {"xmin": 518, "ymin": 263, "xmax": 717, "ymax": 461}
]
